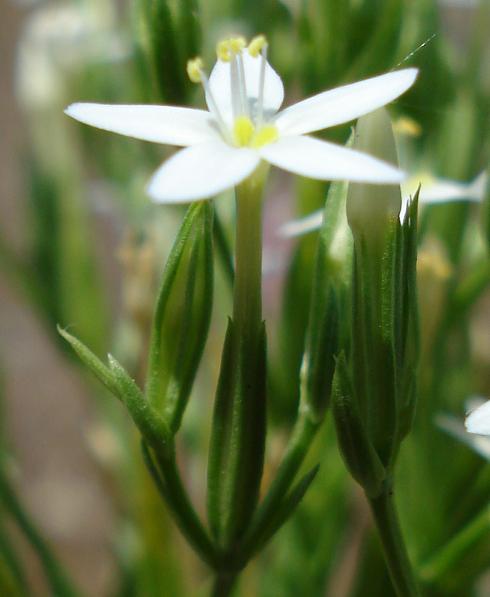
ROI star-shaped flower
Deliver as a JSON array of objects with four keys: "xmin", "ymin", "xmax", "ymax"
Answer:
[{"xmin": 65, "ymin": 35, "xmax": 417, "ymax": 203}]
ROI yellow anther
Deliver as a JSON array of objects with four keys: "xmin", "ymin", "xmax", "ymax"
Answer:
[
  {"xmin": 248, "ymin": 35, "xmax": 268, "ymax": 57},
  {"xmin": 251, "ymin": 124, "xmax": 279, "ymax": 148},
  {"xmin": 233, "ymin": 116, "xmax": 255, "ymax": 147},
  {"xmin": 230, "ymin": 36, "xmax": 246, "ymax": 53},
  {"xmin": 217, "ymin": 40, "xmax": 232, "ymax": 62},
  {"xmin": 217, "ymin": 36, "xmax": 247, "ymax": 61},
  {"xmin": 187, "ymin": 57, "xmax": 204, "ymax": 83}
]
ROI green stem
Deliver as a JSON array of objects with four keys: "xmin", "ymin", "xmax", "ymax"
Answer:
[
  {"xmin": 211, "ymin": 571, "xmax": 238, "ymax": 597},
  {"xmin": 368, "ymin": 489, "xmax": 420, "ymax": 597},
  {"xmin": 233, "ymin": 167, "xmax": 267, "ymax": 338},
  {"xmin": 141, "ymin": 442, "xmax": 218, "ymax": 568}
]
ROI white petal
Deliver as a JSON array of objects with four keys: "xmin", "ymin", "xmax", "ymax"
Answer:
[
  {"xmin": 65, "ymin": 103, "xmax": 218, "ymax": 146},
  {"xmin": 278, "ymin": 210, "xmax": 323, "ymax": 238},
  {"xmin": 207, "ymin": 53, "xmax": 284, "ymax": 124},
  {"xmin": 275, "ymin": 69, "xmax": 418, "ymax": 137},
  {"xmin": 465, "ymin": 400, "xmax": 490, "ymax": 436},
  {"xmin": 260, "ymin": 136, "xmax": 405, "ymax": 184},
  {"xmin": 147, "ymin": 140, "xmax": 260, "ymax": 203}
]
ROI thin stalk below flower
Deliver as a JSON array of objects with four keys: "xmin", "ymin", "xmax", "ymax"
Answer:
[{"xmin": 368, "ymin": 488, "xmax": 420, "ymax": 597}]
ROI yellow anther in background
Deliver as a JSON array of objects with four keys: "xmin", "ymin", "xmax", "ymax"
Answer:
[
  {"xmin": 251, "ymin": 124, "xmax": 279, "ymax": 148},
  {"xmin": 187, "ymin": 57, "xmax": 204, "ymax": 83},
  {"xmin": 393, "ymin": 116, "xmax": 422, "ymax": 137},
  {"xmin": 248, "ymin": 35, "xmax": 267, "ymax": 57},
  {"xmin": 233, "ymin": 116, "xmax": 255, "ymax": 147}
]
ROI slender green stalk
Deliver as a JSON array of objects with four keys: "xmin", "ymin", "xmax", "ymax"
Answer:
[
  {"xmin": 233, "ymin": 170, "xmax": 266, "ymax": 339},
  {"xmin": 0, "ymin": 469, "xmax": 79, "ymax": 597},
  {"xmin": 141, "ymin": 442, "xmax": 219, "ymax": 568},
  {"xmin": 368, "ymin": 489, "xmax": 420, "ymax": 597},
  {"xmin": 211, "ymin": 571, "xmax": 238, "ymax": 597}
]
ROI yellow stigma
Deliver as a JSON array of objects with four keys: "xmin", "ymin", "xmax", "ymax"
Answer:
[
  {"xmin": 187, "ymin": 57, "xmax": 203, "ymax": 83},
  {"xmin": 217, "ymin": 36, "xmax": 247, "ymax": 62},
  {"xmin": 233, "ymin": 118, "xmax": 279, "ymax": 148},
  {"xmin": 248, "ymin": 35, "xmax": 267, "ymax": 57},
  {"xmin": 233, "ymin": 116, "xmax": 255, "ymax": 147},
  {"xmin": 251, "ymin": 124, "xmax": 279, "ymax": 148}
]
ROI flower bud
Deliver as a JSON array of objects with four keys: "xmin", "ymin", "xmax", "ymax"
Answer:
[{"xmin": 346, "ymin": 108, "xmax": 402, "ymax": 242}]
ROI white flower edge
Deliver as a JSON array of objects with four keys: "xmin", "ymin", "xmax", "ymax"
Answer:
[{"xmin": 66, "ymin": 41, "xmax": 418, "ymax": 203}]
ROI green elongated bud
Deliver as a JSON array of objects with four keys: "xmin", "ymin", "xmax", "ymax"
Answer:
[
  {"xmin": 301, "ymin": 169, "xmax": 352, "ymax": 422},
  {"xmin": 346, "ymin": 108, "xmax": 402, "ymax": 242},
  {"xmin": 59, "ymin": 327, "xmax": 170, "ymax": 455},
  {"xmin": 331, "ymin": 354, "xmax": 385, "ymax": 498},
  {"xmin": 207, "ymin": 319, "xmax": 267, "ymax": 548},
  {"xmin": 146, "ymin": 201, "xmax": 213, "ymax": 433}
]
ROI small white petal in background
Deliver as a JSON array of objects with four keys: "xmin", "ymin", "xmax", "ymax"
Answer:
[
  {"xmin": 437, "ymin": 397, "xmax": 490, "ymax": 459},
  {"xmin": 465, "ymin": 399, "xmax": 490, "ymax": 436}
]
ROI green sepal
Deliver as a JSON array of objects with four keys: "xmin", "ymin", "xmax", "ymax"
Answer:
[
  {"xmin": 244, "ymin": 464, "xmax": 320, "ymax": 561},
  {"xmin": 146, "ymin": 201, "xmax": 214, "ymax": 433},
  {"xmin": 108, "ymin": 355, "xmax": 170, "ymax": 455},
  {"xmin": 301, "ymin": 176, "xmax": 351, "ymax": 421},
  {"xmin": 331, "ymin": 354, "xmax": 385, "ymax": 498},
  {"xmin": 57, "ymin": 327, "xmax": 120, "ymax": 397},
  {"xmin": 395, "ymin": 190, "xmax": 420, "ymax": 443},
  {"xmin": 207, "ymin": 319, "xmax": 267, "ymax": 548}
]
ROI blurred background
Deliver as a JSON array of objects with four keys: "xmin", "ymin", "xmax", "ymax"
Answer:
[{"xmin": 1, "ymin": 0, "xmax": 489, "ymax": 595}]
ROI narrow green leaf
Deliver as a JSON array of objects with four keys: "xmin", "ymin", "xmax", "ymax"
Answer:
[
  {"xmin": 331, "ymin": 354, "xmax": 385, "ymax": 498},
  {"xmin": 246, "ymin": 464, "xmax": 320, "ymax": 560},
  {"xmin": 58, "ymin": 327, "xmax": 120, "ymax": 398}
]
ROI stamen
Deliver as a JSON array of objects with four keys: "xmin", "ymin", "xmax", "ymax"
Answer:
[
  {"xmin": 187, "ymin": 57, "xmax": 204, "ymax": 83},
  {"xmin": 248, "ymin": 36, "xmax": 269, "ymax": 126},
  {"xmin": 248, "ymin": 35, "xmax": 267, "ymax": 58},
  {"xmin": 237, "ymin": 52, "xmax": 249, "ymax": 116},
  {"xmin": 257, "ymin": 44, "xmax": 268, "ymax": 126},
  {"xmin": 186, "ymin": 57, "xmax": 231, "ymax": 144}
]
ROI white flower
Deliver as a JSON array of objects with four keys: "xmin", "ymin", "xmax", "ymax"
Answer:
[
  {"xmin": 465, "ymin": 399, "xmax": 490, "ymax": 437},
  {"xmin": 280, "ymin": 169, "xmax": 487, "ymax": 237},
  {"xmin": 65, "ymin": 35, "xmax": 417, "ymax": 204}
]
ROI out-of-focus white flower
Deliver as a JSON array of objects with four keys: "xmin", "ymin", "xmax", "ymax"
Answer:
[
  {"xmin": 66, "ymin": 35, "xmax": 417, "ymax": 203},
  {"xmin": 465, "ymin": 398, "xmax": 490, "ymax": 437},
  {"xmin": 280, "ymin": 169, "xmax": 487, "ymax": 238},
  {"xmin": 16, "ymin": 1, "xmax": 128, "ymax": 109}
]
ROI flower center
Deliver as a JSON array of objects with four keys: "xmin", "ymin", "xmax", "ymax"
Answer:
[
  {"xmin": 233, "ymin": 116, "xmax": 279, "ymax": 148},
  {"xmin": 186, "ymin": 35, "xmax": 278, "ymax": 149}
]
